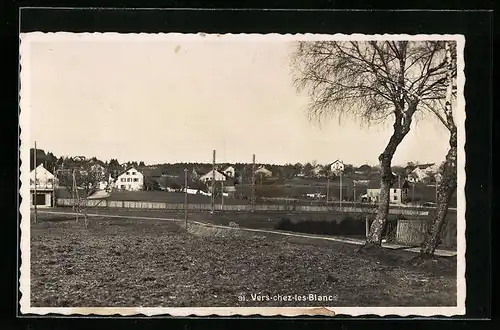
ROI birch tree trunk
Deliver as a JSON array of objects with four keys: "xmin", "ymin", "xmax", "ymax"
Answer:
[
  {"xmin": 366, "ymin": 132, "xmax": 403, "ymax": 244},
  {"xmin": 420, "ymin": 41, "xmax": 458, "ymax": 256},
  {"xmin": 421, "ymin": 131, "xmax": 457, "ymax": 255},
  {"xmin": 366, "ymin": 105, "xmax": 417, "ymax": 245}
]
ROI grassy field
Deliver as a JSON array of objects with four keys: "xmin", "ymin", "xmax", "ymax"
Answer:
[
  {"xmin": 103, "ymin": 188, "xmax": 457, "ymax": 210},
  {"xmin": 108, "ymin": 191, "xmax": 251, "ymax": 205},
  {"xmin": 44, "ymin": 206, "xmax": 457, "ymax": 249},
  {"xmin": 31, "ymin": 212, "xmax": 457, "ymax": 307}
]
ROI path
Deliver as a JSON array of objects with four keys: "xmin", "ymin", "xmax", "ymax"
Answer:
[{"xmin": 36, "ymin": 210, "xmax": 457, "ymax": 257}]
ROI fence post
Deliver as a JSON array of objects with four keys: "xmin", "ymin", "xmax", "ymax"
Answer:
[{"xmin": 365, "ymin": 216, "xmax": 370, "ymax": 238}]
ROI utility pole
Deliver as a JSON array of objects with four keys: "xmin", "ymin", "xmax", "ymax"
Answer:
[
  {"xmin": 221, "ymin": 177, "xmax": 224, "ymax": 211},
  {"xmin": 33, "ymin": 141, "xmax": 37, "ymax": 223},
  {"xmin": 339, "ymin": 171, "xmax": 343, "ymax": 208},
  {"xmin": 72, "ymin": 169, "xmax": 79, "ymax": 222},
  {"xmin": 353, "ymin": 181, "xmax": 356, "ymax": 204},
  {"xmin": 326, "ymin": 176, "xmax": 330, "ymax": 205},
  {"xmin": 211, "ymin": 150, "xmax": 215, "ymax": 214},
  {"xmin": 331, "ymin": 160, "xmax": 344, "ymax": 208},
  {"xmin": 251, "ymin": 154, "xmax": 256, "ymax": 212},
  {"xmin": 241, "ymin": 167, "xmax": 244, "ymax": 199},
  {"xmin": 184, "ymin": 168, "xmax": 188, "ymax": 229},
  {"xmin": 52, "ymin": 166, "xmax": 56, "ymax": 207}
]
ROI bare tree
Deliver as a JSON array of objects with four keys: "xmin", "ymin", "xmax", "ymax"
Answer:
[
  {"xmin": 292, "ymin": 40, "xmax": 449, "ymax": 246},
  {"xmin": 418, "ymin": 41, "xmax": 458, "ymax": 257},
  {"xmin": 61, "ymin": 165, "xmax": 106, "ymax": 228}
]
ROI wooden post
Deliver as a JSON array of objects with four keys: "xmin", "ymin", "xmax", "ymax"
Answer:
[
  {"xmin": 353, "ymin": 181, "xmax": 356, "ymax": 204},
  {"xmin": 33, "ymin": 141, "xmax": 37, "ymax": 223},
  {"xmin": 251, "ymin": 154, "xmax": 256, "ymax": 212},
  {"xmin": 326, "ymin": 176, "xmax": 330, "ymax": 205},
  {"xmin": 211, "ymin": 150, "xmax": 215, "ymax": 214},
  {"xmin": 221, "ymin": 177, "xmax": 224, "ymax": 211},
  {"xmin": 339, "ymin": 171, "xmax": 343, "ymax": 208},
  {"xmin": 241, "ymin": 167, "xmax": 244, "ymax": 199},
  {"xmin": 365, "ymin": 216, "xmax": 369, "ymax": 238},
  {"xmin": 184, "ymin": 168, "xmax": 188, "ymax": 230},
  {"xmin": 52, "ymin": 166, "xmax": 56, "ymax": 207}
]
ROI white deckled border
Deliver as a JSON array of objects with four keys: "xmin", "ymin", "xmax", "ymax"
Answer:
[{"xmin": 19, "ymin": 32, "xmax": 466, "ymax": 317}]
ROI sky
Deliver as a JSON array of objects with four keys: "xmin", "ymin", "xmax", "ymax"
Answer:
[{"xmin": 25, "ymin": 34, "xmax": 452, "ymax": 166}]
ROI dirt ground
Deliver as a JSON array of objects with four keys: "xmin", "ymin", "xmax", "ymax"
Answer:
[{"xmin": 30, "ymin": 213, "xmax": 457, "ymax": 308}]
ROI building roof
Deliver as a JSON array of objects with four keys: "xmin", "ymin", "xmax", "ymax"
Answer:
[
  {"xmin": 406, "ymin": 163, "xmax": 436, "ymax": 172},
  {"xmin": 30, "ymin": 164, "xmax": 55, "ymax": 179},
  {"xmin": 366, "ymin": 178, "xmax": 410, "ymax": 189},
  {"xmin": 255, "ymin": 166, "xmax": 273, "ymax": 175},
  {"xmin": 200, "ymin": 169, "xmax": 227, "ymax": 180},
  {"xmin": 115, "ymin": 166, "xmax": 142, "ymax": 178}
]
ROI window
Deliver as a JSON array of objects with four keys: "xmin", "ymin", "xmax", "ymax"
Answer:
[
  {"xmin": 133, "ymin": 178, "xmax": 138, "ymax": 182},
  {"xmin": 127, "ymin": 178, "xmax": 131, "ymax": 182},
  {"xmin": 126, "ymin": 172, "xmax": 130, "ymax": 175},
  {"xmin": 120, "ymin": 185, "xmax": 125, "ymax": 189},
  {"xmin": 393, "ymin": 195, "xmax": 398, "ymax": 201},
  {"xmin": 121, "ymin": 178, "xmax": 125, "ymax": 182},
  {"xmin": 132, "ymin": 172, "xmax": 136, "ymax": 175},
  {"xmin": 393, "ymin": 189, "xmax": 397, "ymax": 193}
]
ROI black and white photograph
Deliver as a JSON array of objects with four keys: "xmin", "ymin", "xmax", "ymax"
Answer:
[{"xmin": 19, "ymin": 32, "xmax": 466, "ymax": 316}]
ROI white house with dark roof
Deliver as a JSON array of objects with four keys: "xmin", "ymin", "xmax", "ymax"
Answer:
[
  {"xmin": 255, "ymin": 166, "xmax": 273, "ymax": 177},
  {"xmin": 330, "ymin": 160, "xmax": 345, "ymax": 174},
  {"xmin": 406, "ymin": 163, "xmax": 440, "ymax": 183},
  {"xmin": 311, "ymin": 164, "xmax": 325, "ymax": 177},
  {"xmin": 222, "ymin": 166, "xmax": 236, "ymax": 178},
  {"xmin": 361, "ymin": 177, "xmax": 410, "ymax": 204},
  {"xmin": 199, "ymin": 170, "xmax": 227, "ymax": 183},
  {"xmin": 30, "ymin": 164, "xmax": 58, "ymax": 208},
  {"xmin": 114, "ymin": 167, "xmax": 144, "ymax": 191}
]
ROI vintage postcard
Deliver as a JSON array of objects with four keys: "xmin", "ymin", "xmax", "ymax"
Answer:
[{"xmin": 19, "ymin": 32, "xmax": 466, "ymax": 317}]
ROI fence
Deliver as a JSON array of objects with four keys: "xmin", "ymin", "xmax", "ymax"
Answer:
[{"xmin": 55, "ymin": 198, "xmax": 430, "ymax": 216}]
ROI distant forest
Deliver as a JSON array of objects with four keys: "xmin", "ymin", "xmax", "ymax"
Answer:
[{"xmin": 29, "ymin": 148, "xmax": 419, "ymax": 181}]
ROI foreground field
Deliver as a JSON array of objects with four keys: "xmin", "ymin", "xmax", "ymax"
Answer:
[{"xmin": 31, "ymin": 213, "xmax": 457, "ymax": 307}]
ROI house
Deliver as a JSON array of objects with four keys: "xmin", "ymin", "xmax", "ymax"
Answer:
[
  {"xmin": 364, "ymin": 180, "xmax": 382, "ymax": 203},
  {"xmin": 255, "ymin": 166, "xmax": 273, "ymax": 177},
  {"xmin": 435, "ymin": 172, "xmax": 443, "ymax": 184},
  {"xmin": 191, "ymin": 168, "xmax": 202, "ymax": 180},
  {"xmin": 407, "ymin": 167, "xmax": 428, "ymax": 183},
  {"xmin": 406, "ymin": 163, "xmax": 439, "ymax": 183},
  {"xmin": 114, "ymin": 167, "xmax": 144, "ymax": 191},
  {"xmin": 30, "ymin": 164, "xmax": 58, "ymax": 208},
  {"xmin": 199, "ymin": 170, "xmax": 227, "ymax": 183},
  {"xmin": 361, "ymin": 178, "xmax": 410, "ymax": 204},
  {"xmin": 222, "ymin": 166, "xmax": 236, "ymax": 178},
  {"xmin": 311, "ymin": 165, "xmax": 325, "ymax": 177},
  {"xmin": 330, "ymin": 160, "xmax": 345, "ymax": 174},
  {"xmin": 98, "ymin": 174, "xmax": 114, "ymax": 191},
  {"xmin": 389, "ymin": 180, "xmax": 410, "ymax": 204},
  {"xmin": 141, "ymin": 168, "xmax": 164, "ymax": 190}
]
